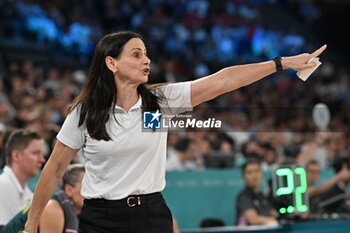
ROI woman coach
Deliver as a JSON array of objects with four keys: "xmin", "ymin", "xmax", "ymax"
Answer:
[{"xmin": 24, "ymin": 31, "xmax": 326, "ymax": 233}]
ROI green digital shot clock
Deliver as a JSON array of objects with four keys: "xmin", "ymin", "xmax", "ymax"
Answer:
[{"xmin": 272, "ymin": 165, "xmax": 309, "ymax": 215}]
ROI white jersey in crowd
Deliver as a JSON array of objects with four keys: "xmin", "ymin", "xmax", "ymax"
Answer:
[{"xmin": 0, "ymin": 166, "xmax": 33, "ymax": 225}]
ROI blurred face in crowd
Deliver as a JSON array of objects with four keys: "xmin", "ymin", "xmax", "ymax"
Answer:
[
  {"xmin": 307, "ymin": 163, "xmax": 320, "ymax": 186},
  {"xmin": 65, "ymin": 171, "xmax": 85, "ymax": 214},
  {"xmin": 195, "ymin": 138, "xmax": 211, "ymax": 156},
  {"xmin": 220, "ymin": 141, "xmax": 232, "ymax": 153},
  {"xmin": 245, "ymin": 141, "xmax": 263, "ymax": 158},
  {"xmin": 0, "ymin": 101, "xmax": 11, "ymax": 124},
  {"xmin": 185, "ymin": 141, "xmax": 198, "ymax": 161},
  {"xmin": 168, "ymin": 133, "xmax": 180, "ymax": 147},
  {"xmin": 243, "ymin": 162, "xmax": 262, "ymax": 191},
  {"xmin": 14, "ymin": 139, "xmax": 46, "ymax": 178},
  {"xmin": 113, "ymin": 38, "xmax": 151, "ymax": 85},
  {"xmin": 264, "ymin": 148, "xmax": 278, "ymax": 165}
]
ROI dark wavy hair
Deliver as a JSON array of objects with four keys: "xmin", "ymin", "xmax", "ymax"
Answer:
[{"xmin": 70, "ymin": 31, "xmax": 162, "ymax": 140}]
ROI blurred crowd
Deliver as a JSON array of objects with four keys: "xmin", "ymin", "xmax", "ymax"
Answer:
[{"xmin": 1, "ymin": 0, "xmax": 308, "ymax": 64}]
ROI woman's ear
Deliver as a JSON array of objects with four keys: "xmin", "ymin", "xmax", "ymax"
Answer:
[
  {"xmin": 63, "ymin": 184, "xmax": 74, "ymax": 197},
  {"xmin": 105, "ymin": 56, "xmax": 118, "ymax": 74}
]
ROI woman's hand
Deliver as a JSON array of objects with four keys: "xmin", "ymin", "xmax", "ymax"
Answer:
[{"xmin": 282, "ymin": 44, "xmax": 327, "ymax": 71}]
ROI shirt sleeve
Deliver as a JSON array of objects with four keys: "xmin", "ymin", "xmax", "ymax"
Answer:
[
  {"xmin": 56, "ymin": 107, "xmax": 85, "ymax": 150},
  {"xmin": 237, "ymin": 192, "xmax": 255, "ymax": 214},
  {"xmin": 154, "ymin": 81, "xmax": 193, "ymax": 115}
]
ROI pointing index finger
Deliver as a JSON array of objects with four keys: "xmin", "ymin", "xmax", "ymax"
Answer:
[{"xmin": 311, "ymin": 44, "xmax": 327, "ymax": 57}]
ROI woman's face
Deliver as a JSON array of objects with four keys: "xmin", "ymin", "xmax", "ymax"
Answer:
[
  {"xmin": 114, "ymin": 38, "xmax": 151, "ymax": 84},
  {"xmin": 66, "ymin": 171, "xmax": 85, "ymax": 214}
]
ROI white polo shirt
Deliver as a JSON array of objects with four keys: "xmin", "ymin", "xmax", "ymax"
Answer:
[
  {"xmin": 57, "ymin": 81, "xmax": 192, "ymax": 200},
  {"xmin": 0, "ymin": 166, "xmax": 33, "ymax": 225}
]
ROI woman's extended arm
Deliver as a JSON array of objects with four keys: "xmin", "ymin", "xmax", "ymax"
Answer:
[
  {"xmin": 191, "ymin": 45, "xmax": 327, "ymax": 107},
  {"xmin": 24, "ymin": 141, "xmax": 78, "ymax": 233}
]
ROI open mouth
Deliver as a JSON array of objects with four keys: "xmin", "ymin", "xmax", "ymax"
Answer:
[{"xmin": 142, "ymin": 68, "xmax": 150, "ymax": 75}]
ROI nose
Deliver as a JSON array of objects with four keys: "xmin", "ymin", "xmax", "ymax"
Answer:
[
  {"xmin": 144, "ymin": 55, "xmax": 151, "ymax": 65},
  {"xmin": 39, "ymin": 153, "xmax": 46, "ymax": 164}
]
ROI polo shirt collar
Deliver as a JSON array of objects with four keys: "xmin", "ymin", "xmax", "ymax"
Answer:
[
  {"xmin": 114, "ymin": 96, "xmax": 142, "ymax": 113},
  {"xmin": 3, "ymin": 165, "xmax": 27, "ymax": 194}
]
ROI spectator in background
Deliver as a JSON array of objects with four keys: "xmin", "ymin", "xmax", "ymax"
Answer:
[
  {"xmin": 11, "ymin": 93, "xmax": 36, "ymax": 129},
  {"xmin": 0, "ymin": 101, "xmax": 13, "ymax": 126},
  {"xmin": 0, "ymin": 122, "xmax": 7, "ymax": 168},
  {"xmin": 326, "ymin": 132, "xmax": 348, "ymax": 161},
  {"xmin": 166, "ymin": 132, "xmax": 181, "ymax": 160},
  {"xmin": 297, "ymin": 133, "xmax": 331, "ymax": 169},
  {"xmin": 297, "ymin": 132, "xmax": 348, "ymax": 170},
  {"xmin": 305, "ymin": 160, "xmax": 350, "ymax": 213},
  {"xmin": 240, "ymin": 139, "xmax": 264, "ymax": 162},
  {"xmin": 284, "ymin": 132, "xmax": 305, "ymax": 163},
  {"xmin": 236, "ymin": 159, "xmax": 277, "ymax": 226},
  {"xmin": 307, "ymin": 160, "xmax": 321, "ymax": 188},
  {"xmin": 166, "ymin": 137, "xmax": 202, "ymax": 171},
  {"xmin": 202, "ymin": 132, "xmax": 235, "ymax": 169},
  {"xmin": 210, "ymin": 132, "xmax": 235, "ymax": 154},
  {"xmin": 259, "ymin": 142, "xmax": 279, "ymax": 171},
  {"xmin": 307, "ymin": 160, "xmax": 337, "ymax": 213},
  {"xmin": 318, "ymin": 156, "xmax": 350, "ymax": 214},
  {"xmin": 2, "ymin": 163, "xmax": 84, "ymax": 233},
  {"xmin": 0, "ymin": 130, "xmax": 45, "ymax": 227},
  {"xmin": 24, "ymin": 105, "xmax": 60, "ymax": 155}
]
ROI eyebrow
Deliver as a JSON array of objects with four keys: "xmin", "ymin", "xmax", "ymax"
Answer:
[{"xmin": 131, "ymin": 48, "xmax": 147, "ymax": 52}]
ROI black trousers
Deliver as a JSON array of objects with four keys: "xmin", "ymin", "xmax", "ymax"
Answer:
[{"xmin": 79, "ymin": 192, "xmax": 173, "ymax": 233}]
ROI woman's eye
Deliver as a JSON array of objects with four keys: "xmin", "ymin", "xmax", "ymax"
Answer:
[{"xmin": 134, "ymin": 53, "xmax": 140, "ymax": 58}]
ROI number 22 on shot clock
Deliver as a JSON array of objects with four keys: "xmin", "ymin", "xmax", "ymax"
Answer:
[{"xmin": 272, "ymin": 165, "xmax": 309, "ymax": 215}]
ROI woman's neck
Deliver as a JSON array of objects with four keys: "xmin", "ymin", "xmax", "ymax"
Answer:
[{"xmin": 115, "ymin": 83, "xmax": 139, "ymax": 112}]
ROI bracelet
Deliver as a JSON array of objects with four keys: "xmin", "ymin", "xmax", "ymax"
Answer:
[
  {"xmin": 23, "ymin": 231, "xmax": 30, "ymax": 233},
  {"xmin": 273, "ymin": 56, "xmax": 283, "ymax": 72}
]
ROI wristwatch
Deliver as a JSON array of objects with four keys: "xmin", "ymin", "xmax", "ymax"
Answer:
[{"xmin": 273, "ymin": 56, "xmax": 283, "ymax": 72}]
